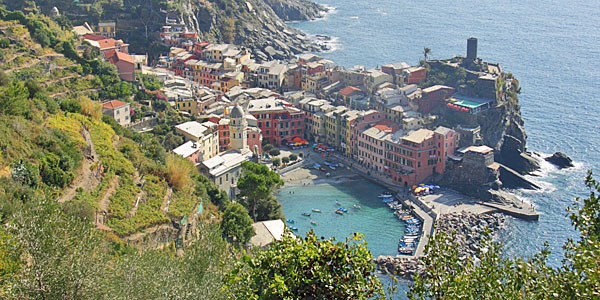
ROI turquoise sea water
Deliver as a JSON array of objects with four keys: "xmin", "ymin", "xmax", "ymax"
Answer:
[
  {"xmin": 277, "ymin": 179, "xmax": 410, "ymax": 297},
  {"xmin": 277, "ymin": 179, "xmax": 404, "ymax": 257},
  {"xmin": 286, "ymin": 0, "xmax": 600, "ymax": 267}
]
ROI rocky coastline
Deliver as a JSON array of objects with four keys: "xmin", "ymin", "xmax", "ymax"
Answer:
[
  {"xmin": 375, "ymin": 212, "xmax": 507, "ymax": 278},
  {"xmin": 177, "ymin": 0, "xmax": 329, "ymax": 60},
  {"xmin": 263, "ymin": 0, "xmax": 328, "ymax": 21}
]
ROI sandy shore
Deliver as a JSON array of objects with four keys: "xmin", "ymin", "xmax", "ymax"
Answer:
[{"xmin": 280, "ymin": 165, "xmax": 360, "ymax": 187}]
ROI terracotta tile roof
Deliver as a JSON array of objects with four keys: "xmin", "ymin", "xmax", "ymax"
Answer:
[
  {"xmin": 374, "ymin": 124, "xmax": 392, "ymax": 132},
  {"xmin": 339, "ymin": 86, "xmax": 362, "ymax": 96},
  {"xmin": 81, "ymin": 34, "xmax": 107, "ymax": 41},
  {"xmin": 106, "ymin": 50, "xmax": 133, "ymax": 64},
  {"xmin": 102, "ymin": 100, "xmax": 129, "ymax": 109}
]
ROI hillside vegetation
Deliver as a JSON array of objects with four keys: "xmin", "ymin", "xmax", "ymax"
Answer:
[{"xmin": 0, "ymin": 10, "xmax": 390, "ymax": 299}]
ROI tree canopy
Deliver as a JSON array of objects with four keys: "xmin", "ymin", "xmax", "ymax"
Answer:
[
  {"xmin": 237, "ymin": 161, "xmax": 284, "ymax": 222},
  {"xmin": 221, "ymin": 202, "xmax": 255, "ymax": 246},
  {"xmin": 227, "ymin": 230, "xmax": 388, "ymax": 299}
]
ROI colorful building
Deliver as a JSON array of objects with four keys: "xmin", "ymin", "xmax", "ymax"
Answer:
[
  {"xmin": 404, "ymin": 66, "xmax": 427, "ymax": 84},
  {"xmin": 419, "ymin": 85, "xmax": 455, "ymax": 114},
  {"xmin": 248, "ymin": 98, "xmax": 304, "ymax": 146},
  {"xmin": 106, "ymin": 50, "xmax": 135, "ymax": 82},
  {"xmin": 384, "ymin": 127, "xmax": 457, "ymax": 187},
  {"xmin": 96, "ymin": 21, "xmax": 116, "ymax": 38}
]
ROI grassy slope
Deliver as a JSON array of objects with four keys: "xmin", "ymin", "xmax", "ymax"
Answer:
[{"xmin": 0, "ymin": 10, "xmax": 212, "ymax": 238}]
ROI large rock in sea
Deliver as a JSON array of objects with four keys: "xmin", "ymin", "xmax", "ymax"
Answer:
[
  {"xmin": 498, "ymin": 135, "xmax": 540, "ymax": 175},
  {"xmin": 545, "ymin": 152, "xmax": 574, "ymax": 169}
]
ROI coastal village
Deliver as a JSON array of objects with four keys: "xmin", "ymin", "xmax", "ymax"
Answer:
[
  {"xmin": 69, "ymin": 19, "xmax": 540, "ymax": 268},
  {"xmin": 1, "ymin": 1, "xmax": 596, "ymax": 297}
]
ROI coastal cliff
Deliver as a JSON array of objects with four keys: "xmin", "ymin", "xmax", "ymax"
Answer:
[
  {"xmin": 5, "ymin": 0, "xmax": 327, "ymax": 59},
  {"xmin": 177, "ymin": 0, "xmax": 326, "ymax": 60},
  {"xmin": 263, "ymin": 0, "xmax": 327, "ymax": 21},
  {"xmin": 427, "ymin": 59, "xmax": 540, "ymax": 175}
]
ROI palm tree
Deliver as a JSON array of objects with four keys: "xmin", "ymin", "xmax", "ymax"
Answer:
[{"xmin": 423, "ymin": 47, "xmax": 431, "ymax": 61}]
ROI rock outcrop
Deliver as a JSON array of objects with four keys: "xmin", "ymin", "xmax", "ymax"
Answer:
[
  {"xmin": 177, "ymin": 0, "xmax": 327, "ymax": 60},
  {"xmin": 263, "ymin": 0, "xmax": 327, "ymax": 21},
  {"xmin": 545, "ymin": 152, "xmax": 574, "ymax": 169},
  {"xmin": 429, "ymin": 58, "xmax": 540, "ymax": 175}
]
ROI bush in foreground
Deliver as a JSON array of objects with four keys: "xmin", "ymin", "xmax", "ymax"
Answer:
[{"xmin": 227, "ymin": 230, "xmax": 388, "ymax": 299}]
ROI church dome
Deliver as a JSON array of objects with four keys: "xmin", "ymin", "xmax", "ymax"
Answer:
[{"xmin": 230, "ymin": 105, "xmax": 244, "ymax": 118}]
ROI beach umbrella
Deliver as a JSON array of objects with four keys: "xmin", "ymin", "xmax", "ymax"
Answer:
[{"xmin": 434, "ymin": 185, "xmax": 440, "ymax": 189}]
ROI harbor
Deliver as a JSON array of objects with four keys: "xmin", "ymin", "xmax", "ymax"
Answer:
[{"xmin": 277, "ymin": 148, "xmax": 524, "ymax": 280}]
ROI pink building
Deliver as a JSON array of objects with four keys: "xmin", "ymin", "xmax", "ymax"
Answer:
[
  {"xmin": 106, "ymin": 50, "xmax": 135, "ymax": 82},
  {"xmin": 172, "ymin": 140, "xmax": 202, "ymax": 164},
  {"xmin": 384, "ymin": 127, "xmax": 457, "ymax": 187},
  {"xmin": 247, "ymin": 126, "xmax": 263, "ymax": 154},
  {"xmin": 419, "ymin": 85, "xmax": 455, "ymax": 114},
  {"xmin": 356, "ymin": 124, "xmax": 394, "ymax": 173},
  {"xmin": 208, "ymin": 115, "xmax": 262, "ymax": 154}
]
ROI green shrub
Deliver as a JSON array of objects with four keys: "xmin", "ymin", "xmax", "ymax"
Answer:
[
  {"xmin": 60, "ymin": 100, "xmax": 81, "ymax": 113},
  {"xmin": 39, "ymin": 152, "xmax": 73, "ymax": 188},
  {"xmin": 272, "ymin": 157, "xmax": 281, "ymax": 167},
  {"xmin": 289, "ymin": 153, "xmax": 298, "ymax": 161},
  {"xmin": 269, "ymin": 148, "xmax": 280, "ymax": 157},
  {"xmin": 0, "ymin": 38, "xmax": 9, "ymax": 48}
]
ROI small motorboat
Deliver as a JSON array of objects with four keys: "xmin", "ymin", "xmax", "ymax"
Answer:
[
  {"xmin": 329, "ymin": 166, "xmax": 336, "ymax": 170},
  {"xmin": 353, "ymin": 204, "xmax": 362, "ymax": 209},
  {"xmin": 335, "ymin": 209, "xmax": 344, "ymax": 215},
  {"xmin": 286, "ymin": 219, "xmax": 295, "ymax": 224},
  {"xmin": 310, "ymin": 220, "xmax": 318, "ymax": 226},
  {"xmin": 337, "ymin": 207, "xmax": 348, "ymax": 212},
  {"xmin": 382, "ymin": 198, "xmax": 394, "ymax": 203},
  {"xmin": 302, "ymin": 213, "xmax": 311, "ymax": 217},
  {"xmin": 336, "ymin": 200, "xmax": 342, "ymax": 205},
  {"xmin": 290, "ymin": 226, "xmax": 299, "ymax": 231},
  {"xmin": 379, "ymin": 192, "xmax": 393, "ymax": 198},
  {"xmin": 312, "ymin": 208, "xmax": 321, "ymax": 213}
]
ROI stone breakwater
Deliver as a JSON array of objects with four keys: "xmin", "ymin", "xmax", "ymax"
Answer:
[
  {"xmin": 436, "ymin": 212, "xmax": 507, "ymax": 257},
  {"xmin": 375, "ymin": 212, "xmax": 507, "ymax": 278}
]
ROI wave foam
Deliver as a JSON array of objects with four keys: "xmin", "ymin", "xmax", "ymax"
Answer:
[
  {"xmin": 311, "ymin": 5, "xmax": 337, "ymax": 22},
  {"xmin": 306, "ymin": 34, "xmax": 343, "ymax": 53}
]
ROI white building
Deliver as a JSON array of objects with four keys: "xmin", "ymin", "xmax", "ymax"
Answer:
[
  {"xmin": 199, "ymin": 149, "xmax": 253, "ymax": 199},
  {"xmin": 102, "ymin": 100, "xmax": 131, "ymax": 126},
  {"xmin": 174, "ymin": 121, "xmax": 219, "ymax": 161}
]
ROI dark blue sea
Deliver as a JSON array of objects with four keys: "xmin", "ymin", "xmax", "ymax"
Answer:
[{"xmin": 283, "ymin": 0, "xmax": 600, "ymax": 297}]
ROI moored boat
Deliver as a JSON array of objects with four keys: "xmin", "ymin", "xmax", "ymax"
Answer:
[
  {"xmin": 290, "ymin": 226, "xmax": 299, "ymax": 231},
  {"xmin": 286, "ymin": 219, "xmax": 295, "ymax": 224},
  {"xmin": 337, "ymin": 207, "xmax": 348, "ymax": 212},
  {"xmin": 302, "ymin": 212, "xmax": 311, "ymax": 217},
  {"xmin": 312, "ymin": 208, "xmax": 321, "ymax": 213},
  {"xmin": 310, "ymin": 220, "xmax": 318, "ymax": 225},
  {"xmin": 335, "ymin": 209, "xmax": 344, "ymax": 215},
  {"xmin": 353, "ymin": 204, "xmax": 362, "ymax": 209}
]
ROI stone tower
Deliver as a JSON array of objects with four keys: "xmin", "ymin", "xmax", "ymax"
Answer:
[
  {"xmin": 467, "ymin": 37, "xmax": 478, "ymax": 62},
  {"xmin": 229, "ymin": 105, "xmax": 248, "ymax": 151}
]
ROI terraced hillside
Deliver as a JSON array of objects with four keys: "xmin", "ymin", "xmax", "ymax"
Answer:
[{"xmin": 0, "ymin": 9, "xmax": 226, "ymax": 243}]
